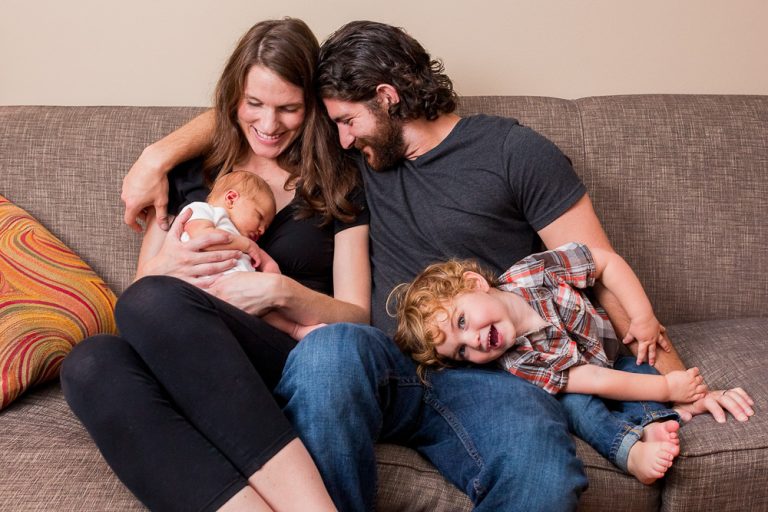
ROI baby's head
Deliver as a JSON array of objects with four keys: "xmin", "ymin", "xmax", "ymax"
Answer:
[
  {"xmin": 391, "ymin": 259, "xmax": 502, "ymax": 380},
  {"xmin": 208, "ymin": 171, "xmax": 276, "ymax": 240}
]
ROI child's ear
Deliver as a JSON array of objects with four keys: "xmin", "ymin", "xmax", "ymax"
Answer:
[
  {"xmin": 462, "ymin": 271, "xmax": 491, "ymax": 292},
  {"xmin": 224, "ymin": 189, "xmax": 240, "ymax": 207}
]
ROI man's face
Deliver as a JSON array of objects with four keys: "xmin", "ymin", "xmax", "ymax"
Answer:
[{"xmin": 324, "ymin": 97, "xmax": 406, "ymax": 171}]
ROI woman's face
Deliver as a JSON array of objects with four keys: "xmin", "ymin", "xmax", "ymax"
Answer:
[{"xmin": 237, "ymin": 64, "xmax": 306, "ymax": 161}]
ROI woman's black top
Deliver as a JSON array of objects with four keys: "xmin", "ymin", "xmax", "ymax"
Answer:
[{"xmin": 167, "ymin": 158, "xmax": 368, "ymax": 296}]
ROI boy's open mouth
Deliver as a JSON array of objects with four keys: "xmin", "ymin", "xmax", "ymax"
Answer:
[{"xmin": 488, "ymin": 325, "xmax": 500, "ymax": 349}]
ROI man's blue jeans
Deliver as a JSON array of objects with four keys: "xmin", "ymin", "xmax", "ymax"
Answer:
[
  {"xmin": 557, "ymin": 356, "xmax": 680, "ymax": 472},
  {"xmin": 276, "ymin": 323, "xmax": 588, "ymax": 511}
]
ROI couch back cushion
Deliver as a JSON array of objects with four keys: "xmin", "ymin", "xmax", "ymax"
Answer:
[
  {"xmin": 1, "ymin": 97, "xmax": 766, "ymax": 326},
  {"xmin": 0, "ymin": 106, "xmax": 206, "ymax": 296},
  {"xmin": 459, "ymin": 95, "xmax": 768, "ymax": 326},
  {"xmin": 575, "ymin": 95, "xmax": 768, "ymax": 325}
]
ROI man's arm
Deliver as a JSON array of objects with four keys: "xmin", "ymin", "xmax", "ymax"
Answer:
[
  {"xmin": 538, "ymin": 194, "xmax": 755, "ymax": 422},
  {"xmin": 122, "ymin": 110, "xmax": 215, "ymax": 232},
  {"xmin": 592, "ymin": 284, "xmax": 680, "ymax": 371},
  {"xmin": 538, "ymin": 194, "xmax": 677, "ymax": 367}
]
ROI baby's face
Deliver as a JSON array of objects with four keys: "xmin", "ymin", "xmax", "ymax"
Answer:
[
  {"xmin": 432, "ymin": 290, "xmax": 517, "ymax": 364},
  {"xmin": 229, "ymin": 192, "xmax": 275, "ymax": 240}
]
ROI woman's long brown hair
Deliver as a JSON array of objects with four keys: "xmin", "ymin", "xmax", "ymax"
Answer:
[{"xmin": 205, "ymin": 18, "xmax": 360, "ymax": 224}]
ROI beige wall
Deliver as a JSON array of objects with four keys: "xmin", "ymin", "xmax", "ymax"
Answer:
[{"xmin": 1, "ymin": 0, "xmax": 766, "ymax": 106}]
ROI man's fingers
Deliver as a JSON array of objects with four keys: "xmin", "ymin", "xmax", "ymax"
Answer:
[
  {"xmin": 705, "ymin": 398, "xmax": 727, "ymax": 423},
  {"xmin": 123, "ymin": 204, "xmax": 144, "ymax": 232},
  {"xmin": 154, "ymin": 201, "xmax": 170, "ymax": 231},
  {"xmin": 720, "ymin": 389, "xmax": 755, "ymax": 421},
  {"xmin": 729, "ymin": 387, "xmax": 755, "ymax": 405}
]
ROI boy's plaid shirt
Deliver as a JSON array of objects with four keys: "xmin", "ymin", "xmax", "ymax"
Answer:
[{"xmin": 496, "ymin": 242, "xmax": 616, "ymax": 394}]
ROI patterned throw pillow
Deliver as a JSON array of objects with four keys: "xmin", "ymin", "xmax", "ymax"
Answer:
[{"xmin": 0, "ymin": 195, "xmax": 117, "ymax": 409}]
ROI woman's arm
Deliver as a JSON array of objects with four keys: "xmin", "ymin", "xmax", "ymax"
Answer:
[
  {"xmin": 207, "ymin": 224, "xmax": 371, "ymax": 324},
  {"xmin": 135, "ymin": 208, "xmax": 240, "ymax": 285},
  {"xmin": 122, "ymin": 110, "xmax": 215, "ymax": 232},
  {"xmin": 565, "ymin": 364, "xmax": 707, "ymax": 403}
]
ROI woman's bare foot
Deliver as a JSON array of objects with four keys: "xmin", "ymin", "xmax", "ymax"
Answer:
[{"xmin": 643, "ymin": 420, "xmax": 680, "ymax": 446}]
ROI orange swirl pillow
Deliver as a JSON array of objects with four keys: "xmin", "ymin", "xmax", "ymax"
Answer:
[{"xmin": 0, "ymin": 195, "xmax": 117, "ymax": 409}]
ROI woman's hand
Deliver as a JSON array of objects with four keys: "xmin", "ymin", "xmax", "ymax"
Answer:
[
  {"xmin": 674, "ymin": 387, "xmax": 755, "ymax": 423},
  {"xmin": 207, "ymin": 271, "xmax": 285, "ymax": 316},
  {"xmin": 136, "ymin": 208, "xmax": 240, "ymax": 286},
  {"xmin": 122, "ymin": 146, "xmax": 172, "ymax": 233}
]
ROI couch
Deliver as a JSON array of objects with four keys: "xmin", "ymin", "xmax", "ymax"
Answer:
[{"xmin": 1, "ymin": 95, "xmax": 766, "ymax": 511}]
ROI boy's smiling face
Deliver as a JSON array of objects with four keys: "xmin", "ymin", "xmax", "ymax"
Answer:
[{"xmin": 432, "ymin": 276, "xmax": 518, "ymax": 364}]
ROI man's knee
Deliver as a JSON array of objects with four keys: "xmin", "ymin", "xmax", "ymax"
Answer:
[
  {"xmin": 278, "ymin": 323, "xmax": 395, "ymax": 408},
  {"xmin": 287, "ymin": 323, "xmax": 389, "ymax": 376}
]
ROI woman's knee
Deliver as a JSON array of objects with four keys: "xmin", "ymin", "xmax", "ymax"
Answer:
[{"xmin": 61, "ymin": 335, "xmax": 133, "ymax": 410}]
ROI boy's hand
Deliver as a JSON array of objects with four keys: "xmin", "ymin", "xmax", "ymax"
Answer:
[
  {"xmin": 664, "ymin": 367, "xmax": 707, "ymax": 403},
  {"xmin": 622, "ymin": 315, "xmax": 670, "ymax": 365}
]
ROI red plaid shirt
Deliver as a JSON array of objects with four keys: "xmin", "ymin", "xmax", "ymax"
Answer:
[{"xmin": 496, "ymin": 242, "xmax": 616, "ymax": 394}]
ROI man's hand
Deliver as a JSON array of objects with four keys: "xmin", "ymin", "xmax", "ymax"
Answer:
[
  {"xmin": 674, "ymin": 387, "xmax": 755, "ymax": 423},
  {"xmin": 122, "ymin": 147, "xmax": 171, "ymax": 232}
]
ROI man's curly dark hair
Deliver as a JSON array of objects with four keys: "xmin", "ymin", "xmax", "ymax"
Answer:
[{"xmin": 318, "ymin": 21, "xmax": 457, "ymax": 121}]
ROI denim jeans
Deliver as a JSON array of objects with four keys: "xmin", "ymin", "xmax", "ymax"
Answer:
[
  {"xmin": 557, "ymin": 356, "xmax": 680, "ymax": 472},
  {"xmin": 276, "ymin": 323, "xmax": 588, "ymax": 511}
]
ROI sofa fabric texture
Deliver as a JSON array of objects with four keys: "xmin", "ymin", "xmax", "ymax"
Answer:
[{"xmin": 0, "ymin": 96, "xmax": 766, "ymax": 511}]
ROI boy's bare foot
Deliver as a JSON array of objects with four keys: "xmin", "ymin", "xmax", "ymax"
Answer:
[
  {"xmin": 627, "ymin": 439, "xmax": 679, "ymax": 485},
  {"xmin": 642, "ymin": 420, "xmax": 680, "ymax": 446}
]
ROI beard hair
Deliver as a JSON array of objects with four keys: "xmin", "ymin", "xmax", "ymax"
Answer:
[{"xmin": 356, "ymin": 105, "xmax": 406, "ymax": 171}]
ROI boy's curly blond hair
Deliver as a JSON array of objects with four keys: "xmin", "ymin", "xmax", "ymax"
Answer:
[{"xmin": 389, "ymin": 259, "xmax": 498, "ymax": 381}]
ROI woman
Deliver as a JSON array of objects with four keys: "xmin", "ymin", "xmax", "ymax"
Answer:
[{"xmin": 61, "ymin": 18, "xmax": 369, "ymax": 511}]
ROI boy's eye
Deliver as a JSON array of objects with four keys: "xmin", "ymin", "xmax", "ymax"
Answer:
[{"xmin": 457, "ymin": 345, "xmax": 466, "ymax": 360}]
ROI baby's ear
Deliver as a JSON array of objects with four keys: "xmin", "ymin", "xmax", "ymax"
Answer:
[
  {"xmin": 224, "ymin": 189, "xmax": 240, "ymax": 206},
  {"xmin": 462, "ymin": 271, "xmax": 490, "ymax": 291}
]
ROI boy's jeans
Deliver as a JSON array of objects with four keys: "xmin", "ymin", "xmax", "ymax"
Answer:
[
  {"xmin": 557, "ymin": 356, "xmax": 680, "ymax": 472},
  {"xmin": 276, "ymin": 323, "xmax": 588, "ymax": 512}
]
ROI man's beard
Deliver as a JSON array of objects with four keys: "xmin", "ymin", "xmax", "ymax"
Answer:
[{"xmin": 355, "ymin": 107, "xmax": 406, "ymax": 171}]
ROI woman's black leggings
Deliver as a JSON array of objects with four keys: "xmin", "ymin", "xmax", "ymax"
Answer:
[{"xmin": 61, "ymin": 275, "xmax": 298, "ymax": 512}]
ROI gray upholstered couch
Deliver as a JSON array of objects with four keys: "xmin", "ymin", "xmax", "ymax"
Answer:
[{"xmin": 1, "ymin": 95, "xmax": 766, "ymax": 511}]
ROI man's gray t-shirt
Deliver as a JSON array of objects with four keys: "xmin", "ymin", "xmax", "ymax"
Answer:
[{"xmin": 360, "ymin": 114, "xmax": 586, "ymax": 333}]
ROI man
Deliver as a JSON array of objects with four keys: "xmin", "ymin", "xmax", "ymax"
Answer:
[{"xmin": 122, "ymin": 20, "xmax": 752, "ymax": 511}]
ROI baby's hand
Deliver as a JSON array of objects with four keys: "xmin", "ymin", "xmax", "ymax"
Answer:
[
  {"xmin": 623, "ymin": 315, "xmax": 669, "ymax": 365},
  {"xmin": 243, "ymin": 239, "xmax": 263, "ymax": 268},
  {"xmin": 665, "ymin": 367, "xmax": 707, "ymax": 403}
]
